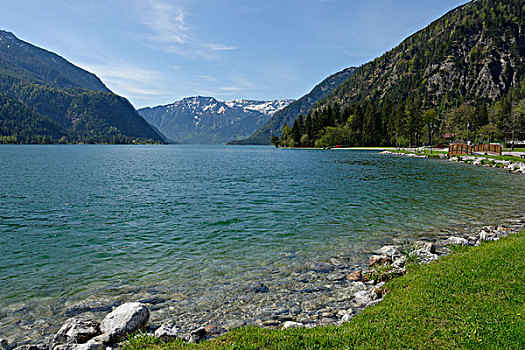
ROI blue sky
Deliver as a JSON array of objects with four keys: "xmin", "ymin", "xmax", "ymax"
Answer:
[{"xmin": 1, "ymin": 0, "xmax": 468, "ymax": 108}]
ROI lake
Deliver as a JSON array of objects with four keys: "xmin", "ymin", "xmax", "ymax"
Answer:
[{"xmin": 1, "ymin": 145, "xmax": 524, "ymax": 343}]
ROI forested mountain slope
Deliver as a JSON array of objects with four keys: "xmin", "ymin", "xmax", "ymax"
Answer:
[
  {"xmin": 0, "ymin": 30, "xmax": 164, "ymax": 143},
  {"xmin": 281, "ymin": 0, "xmax": 525, "ymax": 148}
]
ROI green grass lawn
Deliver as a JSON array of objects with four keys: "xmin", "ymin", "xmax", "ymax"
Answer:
[
  {"xmin": 124, "ymin": 231, "xmax": 525, "ymax": 350},
  {"xmin": 461, "ymin": 154, "xmax": 525, "ymax": 164},
  {"xmin": 392, "ymin": 149, "xmax": 525, "ymax": 163},
  {"xmin": 392, "ymin": 149, "xmax": 447, "ymax": 158}
]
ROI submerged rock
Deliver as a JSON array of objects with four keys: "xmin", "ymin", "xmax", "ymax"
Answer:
[
  {"xmin": 100, "ymin": 303, "xmax": 149, "ymax": 344},
  {"xmin": 244, "ymin": 283, "xmax": 269, "ymax": 293},
  {"xmin": 327, "ymin": 272, "xmax": 346, "ymax": 281},
  {"xmin": 52, "ymin": 341, "xmax": 103, "ymax": 350},
  {"xmin": 14, "ymin": 345, "xmax": 49, "ymax": 350},
  {"xmin": 346, "ymin": 270, "xmax": 362, "ymax": 282},
  {"xmin": 304, "ymin": 261, "xmax": 333, "ymax": 273},
  {"xmin": 65, "ymin": 299, "xmax": 121, "ymax": 318},
  {"xmin": 224, "ymin": 320, "xmax": 245, "ymax": 330},
  {"xmin": 0, "ymin": 339, "xmax": 9, "ymax": 350}
]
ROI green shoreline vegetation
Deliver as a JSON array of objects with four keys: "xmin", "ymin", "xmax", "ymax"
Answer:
[
  {"xmin": 389, "ymin": 149, "xmax": 525, "ymax": 164},
  {"xmin": 124, "ymin": 230, "xmax": 525, "ymax": 350}
]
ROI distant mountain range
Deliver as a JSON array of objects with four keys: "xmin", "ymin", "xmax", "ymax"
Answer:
[
  {"xmin": 0, "ymin": 30, "xmax": 164, "ymax": 144},
  {"xmin": 4, "ymin": 0, "xmax": 523, "ymax": 146},
  {"xmin": 138, "ymin": 97, "xmax": 293, "ymax": 144},
  {"xmin": 229, "ymin": 67, "xmax": 358, "ymax": 145}
]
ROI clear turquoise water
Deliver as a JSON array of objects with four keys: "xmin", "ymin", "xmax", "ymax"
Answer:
[{"xmin": 1, "ymin": 145, "xmax": 524, "ymax": 341}]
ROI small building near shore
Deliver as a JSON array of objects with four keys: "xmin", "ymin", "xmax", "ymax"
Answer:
[{"xmin": 443, "ymin": 133, "xmax": 455, "ymax": 141}]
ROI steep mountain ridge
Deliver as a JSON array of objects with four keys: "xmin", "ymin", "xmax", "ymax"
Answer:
[
  {"xmin": 282, "ymin": 0, "xmax": 525, "ymax": 147},
  {"xmin": 0, "ymin": 30, "xmax": 109, "ymax": 92},
  {"xmin": 230, "ymin": 67, "xmax": 358, "ymax": 145},
  {"xmin": 139, "ymin": 96, "xmax": 293, "ymax": 144},
  {"xmin": 322, "ymin": 0, "xmax": 524, "ymax": 109},
  {"xmin": 0, "ymin": 30, "xmax": 164, "ymax": 143}
]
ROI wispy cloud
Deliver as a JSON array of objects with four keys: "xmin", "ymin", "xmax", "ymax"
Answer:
[
  {"xmin": 139, "ymin": 0, "xmax": 188, "ymax": 44},
  {"xmin": 190, "ymin": 74, "xmax": 258, "ymax": 97},
  {"xmin": 135, "ymin": 0, "xmax": 236, "ymax": 59},
  {"xmin": 77, "ymin": 62, "xmax": 168, "ymax": 105}
]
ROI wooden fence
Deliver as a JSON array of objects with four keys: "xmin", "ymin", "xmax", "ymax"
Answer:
[
  {"xmin": 473, "ymin": 143, "xmax": 502, "ymax": 155},
  {"xmin": 448, "ymin": 143, "xmax": 502, "ymax": 156}
]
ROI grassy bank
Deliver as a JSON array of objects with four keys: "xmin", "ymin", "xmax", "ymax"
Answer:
[
  {"xmin": 125, "ymin": 231, "xmax": 525, "ymax": 350},
  {"xmin": 391, "ymin": 149, "xmax": 525, "ymax": 164},
  {"xmin": 391, "ymin": 149, "xmax": 447, "ymax": 159}
]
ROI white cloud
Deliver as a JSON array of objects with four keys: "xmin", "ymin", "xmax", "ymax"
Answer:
[
  {"xmin": 135, "ymin": 0, "xmax": 236, "ymax": 59},
  {"xmin": 195, "ymin": 75, "xmax": 218, "ymax": 83},
  {"xmin": 77, "ymin": 62, "xmax": 168, "ymax": 104},
  {"xmin": 139, "ymin": 0, "xmax": 188, "ymax": 44},
  {"xmin": 220, "ymin": 86, "xmax": 245, "ymax": 92}
]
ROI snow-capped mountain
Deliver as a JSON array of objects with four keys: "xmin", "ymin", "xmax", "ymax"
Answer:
[{"xmin": 138, "ymin": 96, "xmax": 293, "ymax": 144}]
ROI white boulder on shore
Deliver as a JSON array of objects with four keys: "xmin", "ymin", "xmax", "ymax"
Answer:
[
  {"xmin": 154, "ymin": 323, "xmax": 179, "ymax": 342},
  {"xmin": 281, "ymin": 321, "xmax": 305, "ymax": 330},
  {"xmin": 52, "ymin": 319, "xmax": 101, "ymax": 345},
  {"xmin": 443, "ymin": 237, "xmax": 470, "ymax": 246},
  {"xmin": 100, "ymin": 303, "xmax": 150, "ymax": 343}
]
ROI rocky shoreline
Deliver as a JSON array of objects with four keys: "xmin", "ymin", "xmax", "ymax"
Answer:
[
  {"xmin": 3, "ymin": 217, "xmax": 524, "ymax": 350},
  {"xmin": 380, "ymin": 150, "xmax": 525, "ymax": 174}
]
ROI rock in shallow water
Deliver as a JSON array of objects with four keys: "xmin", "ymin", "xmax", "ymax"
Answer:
[
  {"xmin": 346, "ymin": 270, "xmax": 362, "ymax": 282},
  {"xmin": 14, "ymin": 345, "xmax": 49, "ymax": 350},
  {"xmin": 100, "ymin": 303, "xmax": 149, "ymax": 344},
  {"xmin": 0, "ymin": 339, "xmax": 9, "ymax": 350},
  {"xmin": 52, "ymin": 341, "xmax": 103, "ymax": 350},
  {"xmin": 224, "ymin": 320, "xmax": 245, "ymax": 330},
  {"xmin": 154, "ymin": 324, "xmax": 179, "ymax": 342},
  {"xmin": 203, "ymin": 325, "xmax": 227, "ymax": 337},
  {"xmin": 412, "ymin": 241, "xmax": 436, "ymax": 253},
  {"xmin": 243, "ymin": 283, "xmax": 269, "ymax": 293},
  {"xmin": 353, "ymin": 291, "xmax": 372, "ymax": 306},
  {"xmin": 444, "ymin": 237, "xmax": 469, "ymax": 246},
  {"xmin": 368, "ymin": 255, "xmax": 392, "ymax": 267},
  {"xmin": 375, "ymin": 245, "xmax": 400, "ymax": 258},
  {"xmin": 188, "ymin": 328, "xmax": 207, "ymax": 343},
  {"xmin": 52, "ymin": 318, "xmax": 101, "ymax": 345}
]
